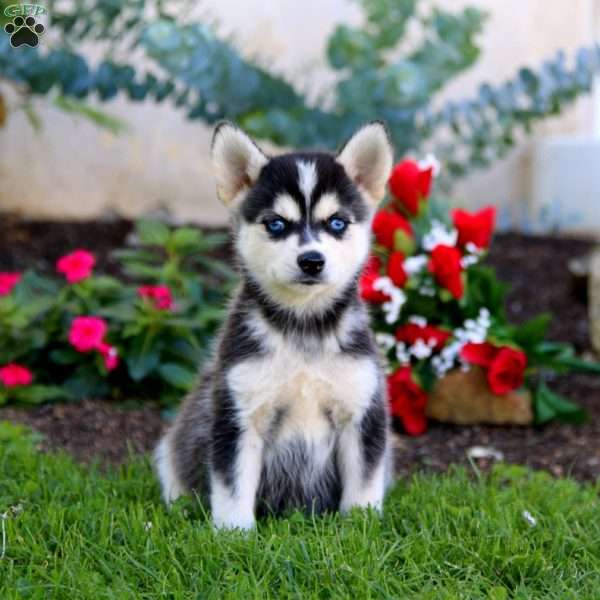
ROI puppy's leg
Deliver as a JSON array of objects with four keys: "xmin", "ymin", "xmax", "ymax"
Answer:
[
  {"xmin": 338, "ymin": 394, "xmax": 388, "ymax": 513},
  {"xmin": 210, "ymin": 389, "xmax": 263, "ymax": 530},
  {"xmin": 154, "ymin": 432, "xmax": 186, "ymax": 504}
]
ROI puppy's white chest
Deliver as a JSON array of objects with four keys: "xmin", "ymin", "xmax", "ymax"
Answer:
[{"xmin": 226, "ymin": 340, "xmax": 378, "ymax": 439}]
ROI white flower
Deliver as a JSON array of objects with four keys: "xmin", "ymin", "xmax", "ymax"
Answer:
[
  {"xmin": 395, "ymin": 342, "xmax": 410, "ymax": 365},
  {"xmin": 461, "ymin": 255, "xmax": 479, "ymax": 269},
  {"xmin": 410, "ymin": 339, "xmax": 432, "ymax": 360},
  {"xmin": 422, "ymin": 220, "xmax": 458, "ymax": 251},
  {"xmin": 418, "ymin": 153, "xmax": 441, "ymax": 177},
  {"xmin": 375, "ymin": 333, "xmax": 396, "ymax": 352},
  {"xmin": 465, "ymin": 242, "xmax": 485, "ymax": 256},
  {"xmin": 408, "ymin": 315, "xmax": 427, "ymax": 328},
  {"xmin": 403, "ymin": 255, "xmax": 428, "ymax": 275},
  {"xmin": 374, "ymin": 277, "xmax": 406, "ymax": 325}
]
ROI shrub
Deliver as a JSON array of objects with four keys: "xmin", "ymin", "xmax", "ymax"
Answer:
[
  {"xmin": 0, "ymin": 220, "xmax": 234, "ymax": 406},
  {"xmin": 1, "ymin": 0, "xmax": 598, "ymax": 185}
]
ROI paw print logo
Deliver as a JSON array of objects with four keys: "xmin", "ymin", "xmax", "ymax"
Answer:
[{"xmin": 4, "ymin": 16, "xmax": 45, "ymax": 48}]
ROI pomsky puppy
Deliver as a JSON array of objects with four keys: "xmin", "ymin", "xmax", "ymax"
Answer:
[{"xmin": 155, "ymin": 121, "xmax": 394, "ymax": 529}]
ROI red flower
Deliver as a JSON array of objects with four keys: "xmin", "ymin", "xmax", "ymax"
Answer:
[
  {"xmin": 56, "ymin": 250, "xmax": 96, "ymax": 284},
  {"xmin": 372, "ymin": 209, "xmax": 413, "ymax": 250},
  {"xmin": 388, "ymin": 159, "xmax": 433, "ymax": 216},
  {"xmin": 387, "ymin": 251, "xmax": 408, "ymax": 288},
  {"xmin": 452, "ymin": 207, "xmax": 496, "ymax": 249},
  {"xmin": 0, "ymin": 272, "xmax": 22, "ymax": 296},
  {"xmin": 98, "ymin": 342, "xmax": 119, "ymax": 371},
  {"xmin": 460, "ymin": 342, "xmax": 499, "ymax": 368},
  {"xmin": 428, "ymin": 245, "xmax": 464, "ymax": 299},
  {"xmin": 0, "ymin": 363, "xmax": 33, "ymax": 387},
  {"xmin": 68, "ymin": 316, "xmax": 107, "ymax": 353},
  {"xmin": 395, "ymin": 323, "xmax": 451, "ymax": 351},
  {"xmin": 138, "ymin": 285, "xmax": 174, "ymax": 311},
  {"xmin": 387, "ymin": 367, "xmax": 428, "ymax": 436},
  {"xmin": 359, "ymin": 256, "xmax": 389, "ymax": 303},
  {"xmin": 487, "ymin": 347, "xmax": 527, "ymax": 395}
]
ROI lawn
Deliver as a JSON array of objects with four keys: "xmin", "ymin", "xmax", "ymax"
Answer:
[{"xmin": 1, "ymin": 422, "xmax": 599, "ymax": 599}]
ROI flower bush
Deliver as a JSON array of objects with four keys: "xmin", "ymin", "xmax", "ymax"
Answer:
[
  {"xmin": 361, "ymin": 158, "xmax": 600, "ymax": 435},
  {"xmin": 0, "ymin": 220, "xmax": 233, "ymax": 406}
]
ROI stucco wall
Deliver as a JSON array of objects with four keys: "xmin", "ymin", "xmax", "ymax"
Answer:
[{"xmin": 0, "ymin": 0, "xmax": 598, "ymax": 228}]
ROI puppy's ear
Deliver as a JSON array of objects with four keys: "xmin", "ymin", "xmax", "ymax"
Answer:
[
  {"xmin": 211, "ymin": 122, "xmax": 268, "ymax": 206},
  {"xmin": 337, "ymin": 122, "xmax": 393, "ymax": 204}
]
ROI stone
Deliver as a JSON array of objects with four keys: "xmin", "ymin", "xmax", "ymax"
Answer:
[
  {"xmin": 427, "ymin": 366, "xmax": 533, "ymax": 425},
  {"xmin": 589, "ymin": 246, "xmax": 600, "ymax": 356}
]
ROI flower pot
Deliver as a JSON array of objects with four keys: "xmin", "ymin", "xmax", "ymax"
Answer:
[{"xmin": 426, "ymin": 366, "xmax": 533, "ymax": 425}]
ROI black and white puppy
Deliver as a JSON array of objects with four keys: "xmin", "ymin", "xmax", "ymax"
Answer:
[{"xmin": 155, "ymin": 121, "xmax": 394, "ymax": 529}]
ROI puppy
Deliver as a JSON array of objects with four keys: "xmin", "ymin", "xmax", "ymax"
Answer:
[{"xmin": 155, "ymin": 121, "xmax": 394, "ymax": 529}]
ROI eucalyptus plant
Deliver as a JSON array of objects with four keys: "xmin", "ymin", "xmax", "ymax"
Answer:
[{"xmin": 0, "ymin": 0, "xmax": 599, "ymax": 184}]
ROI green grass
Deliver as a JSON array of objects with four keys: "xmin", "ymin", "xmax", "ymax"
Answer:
[{"xmin": 1, "ymin": 421, "xmax": 599, "ymax": 600}]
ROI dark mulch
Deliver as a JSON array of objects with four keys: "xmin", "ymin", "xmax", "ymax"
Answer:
[
  {"xmin": 0, "ymin": 400, "xmax": 164, "ymax": 465},
  {"xmin": 1, "ymin": 217, "xmax": 599, "ymax": 480}
]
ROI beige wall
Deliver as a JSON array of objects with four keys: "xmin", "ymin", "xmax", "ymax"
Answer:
[{"xmin": 0, "ymin": 0, "xmax": 598, "ymax": 228}]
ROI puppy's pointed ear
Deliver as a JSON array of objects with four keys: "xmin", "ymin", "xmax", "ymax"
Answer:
[
  {"xmin": 211, "ymin": 122, "xmax": 268, "ymax": 206},
  {"xmin": 337, "ymin": 122, "xmax": 393, "ymax": 204}
]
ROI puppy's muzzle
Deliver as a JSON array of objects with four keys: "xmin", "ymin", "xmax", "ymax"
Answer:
[{"xmin": 297, "ymin": 251, "xmax": 325, "ymax": 278}]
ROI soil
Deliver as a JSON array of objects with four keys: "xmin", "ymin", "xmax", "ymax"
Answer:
[{"xmin": 1, "ymin": 217, "xmax": 599, "ymax": 481}]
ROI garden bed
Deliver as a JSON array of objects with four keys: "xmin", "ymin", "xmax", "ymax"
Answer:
[{"xmin": 1, "ymin": 217, "xmax": 598, "ymax": 480}]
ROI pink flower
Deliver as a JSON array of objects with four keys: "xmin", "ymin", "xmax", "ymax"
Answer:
[
  {"xmin": 0, "ymin": 363, "xmax": 33, "ymax": 387},
  {"xmin": 56, "ymin": 250, "xmax": 96, "ymax": 284},
  {"xmin": 98, "ymin": 342, "xmax": 119, "ymax": 371},
  {"xmin": 0, "ymin": 272, "xmax": 22, "ymax": 296},
  {"xmin": 68, "ymin": 316, "xmax": 107, "ymax": 352},
  {"xmin": 138, "ymin": 285, "xmax": 174, "ymax": 311}
]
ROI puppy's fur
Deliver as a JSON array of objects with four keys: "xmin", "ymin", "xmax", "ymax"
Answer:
[{"xmin": 155, "ymin": 121, "xmax": 394, "ymax": 529}]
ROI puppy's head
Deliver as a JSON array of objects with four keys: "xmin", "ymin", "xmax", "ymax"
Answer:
[{"xmin": 211, "ymin": 122, "xmax": 393, "ymax": 312}]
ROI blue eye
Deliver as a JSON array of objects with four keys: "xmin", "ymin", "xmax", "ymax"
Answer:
[
  {"xmin": 266, "ymin": 218, "xmax": 286, "ymax": 235},
  {"xmin": 328, "ymin": 217, "xmax": 347, "ymax": 233}
]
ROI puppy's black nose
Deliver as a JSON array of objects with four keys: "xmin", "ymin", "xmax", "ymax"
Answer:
[{"xmin": 297, "ymin": 251, "xmax": 325, "ymax": 276}]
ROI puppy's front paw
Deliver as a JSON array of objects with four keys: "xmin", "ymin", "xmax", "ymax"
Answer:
[
  {"xmin": 212, "ymin": 513, "xmax": 256, "ymax": 531},
  {"xmin": 340, "ymin": 497, "xmax": 383, "ymax": 514}
]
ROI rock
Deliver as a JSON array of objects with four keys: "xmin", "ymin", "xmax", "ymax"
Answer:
[
  {"xmin": 427, "ymin": 366, "xmax": 533, "ymax": 425},
  {"xmin": 589, "ymin": 246, "xmax": 600, "ymax": 355}
]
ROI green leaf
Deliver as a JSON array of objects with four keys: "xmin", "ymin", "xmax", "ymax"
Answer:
[
  {"xmin": 555, "ymin": 356, "xmax": 600, "ymax": 375},
  {"xmin": 53, "ymin": 96, "xmax": 127, "ymax": 134},
  {"xmin": 88, "ymin": 276, "xmax": 122, "ymax": 292},
  {"xmin": 15, "ymin": 385, "xmax": 70, "ymax": 404},
  {"xmin": 512, "ymin": 314, "xmax": 551, "ymax": 350},
  {"xmin": 157, "ymin": 363, "xmax": 197, "ymax": 390},
  {"xmin": 112, "ymin": 248, "xmax": 160, "ymax": 263},
  {"xmin": 534, "ymin": 382, "xmax": 586, "ymax": 425},
  {"xmin": 121, "ymin": 263, "xmax": 164, "ymax": 280},
  {"xmin": 63, "ymin": 367, "xmax": 110, "ymax": 400},
  {"xmin": 465, "ymin": 265, "xmax": 507, "ymax": 318},
  {"xmin": 169, "ymin": 227, "xmax": 203, "ymax": 252},
  {"xmin": 50, "ymin": 348, "xmax": 81, "ymax": 365},
  {"xmin": 96, "ymin": 302, "xmax": 138, "ymax": 322},
  {"xmin": 126, "ymin": 333, "xmax": 162, "ymax": 381},
  {"xmin": 136, "ymin": 220, "xmax": 170, "ymax": 246},
  {"xmin": 393, "ymin": 229, "xmax": 415, "ymax": 255}
]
